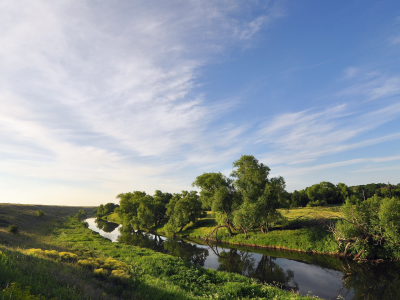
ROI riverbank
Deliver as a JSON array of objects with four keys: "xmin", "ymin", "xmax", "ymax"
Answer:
[
  {"xmin": 0, "ymin": 203, "xmax": 314, "ymax": 299},
  {"xmin": 106, "ymin": 206, "xmax": 341, "ymax": 256}
]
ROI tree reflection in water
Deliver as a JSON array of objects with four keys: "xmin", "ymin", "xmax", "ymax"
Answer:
[
  {"xmin": 118, "ymin": 229, "xmax": 166, "ymax": 254},
  {"xmin": 94, "ymin": 218, "xmax": 120, "ymax": 233},
  {"xmin": 339, "ymin": 259, "xmax": 400, "ymax": 300},
  {"xmin": 164, "ymin": 239, "xmax": 208, "ymax": 267},
  {"xmin": 208, "ymin": 244, "xmax": 298, "ymax": 292}
]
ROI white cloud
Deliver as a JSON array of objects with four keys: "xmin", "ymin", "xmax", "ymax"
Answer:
[
  {"xmin": 257, "ymin": 101, "xmax": 400, "ymax": 167},
  {"xmin": 340, "ymin": 74, "xmax": 400, "ymax": 101},
  {"xmin": 0, "ymin": 0, "xmax": 281, "ymax": 204}
]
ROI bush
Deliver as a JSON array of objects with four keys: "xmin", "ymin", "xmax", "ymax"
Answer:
[
  {"xmin": 0, "ymin": 283, "xmax": 45, "ymax": 300},
  {"xmin": 36, "ymin": 210, "xmax": 45, "ymax": 217},
  {"xmin": 77, "ymin": 258, "xmax": 101, "ymax": 269},
  {"xmin": 43, "ymin": 250, "xmax": 59, "ymax": 259},
  {"xmin": 93, "ymin": 268, "xmax": 108, "ymax": 278},
  {"xmin": 7, "ymin": 224, "xmax": 19, "ymax": 234},
  {"xmin": 59, "ymin": 252, "xmax": 78, "ymax": 262},
  {"xmin": 25, "ymin": 248, "xmax": 42, "ymax": 256},
  {"xmin": 332, "ymin": 197, "xmax": 400, "ymax": 259}
]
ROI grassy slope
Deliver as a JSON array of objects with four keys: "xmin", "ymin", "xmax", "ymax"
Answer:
[{"xmin": 0, "ymin": 204, "xmax": 314, "ymax": 300}]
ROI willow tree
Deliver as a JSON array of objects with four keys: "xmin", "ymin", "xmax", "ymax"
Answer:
[
  {"xmin": 192, "ymin": 172, "xmax": 239, "ymax": 236},
  {"xmin": 194, "ymin": 155, "xmax": 286, "ymax": 236},
  {"xmin": 165, "ymin": 191, "xmax": 203, "ymax": 233},
  {"xmin": 231, "ymin": 155, "xmax": 285, "ymax": 234}
]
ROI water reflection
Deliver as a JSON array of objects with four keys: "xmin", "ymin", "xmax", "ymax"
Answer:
[
  {"xmin": 94, "ymin": 218, "xmax": 120, "ymax": 233},
  {"xmin": 209, "ymin": 246, "xmax": 298, "ymax": 291},
  {"xmin": 340, "ymin": 259, "xmax": 400, "ymax": 300},
  {"xmin": 87, "ymin": 218, "xmax": 400, "ymax": 300}
]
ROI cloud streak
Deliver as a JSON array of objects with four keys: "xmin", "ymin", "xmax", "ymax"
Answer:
[{"xmin": 0, "ymin": 0, "xmax": 283, "ymax": 204}]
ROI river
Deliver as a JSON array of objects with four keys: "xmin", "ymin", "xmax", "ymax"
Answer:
[{"xmin": 86, "ymin": 218, "xmax": 400, "ymax": 300}]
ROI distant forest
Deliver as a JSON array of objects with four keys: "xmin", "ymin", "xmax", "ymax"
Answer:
[{"xmin": 285, "ymin": 181, "xmax": 400, "ymax": 208}]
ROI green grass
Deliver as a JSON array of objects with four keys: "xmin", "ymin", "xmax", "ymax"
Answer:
[
  {"xmin": 0, "ymin": 204, "xmax": 315, "ymax": 300},
  {"xmin": 104, "ymin": 212, "xmax": 122, "ymax": 224},
  {"xmin": 152, "ymin": 207, "xmax": 342, "ymax": 255},
  {"xmin": 278, "ymin": 206, "xmax": 342, "ymax": 223}
]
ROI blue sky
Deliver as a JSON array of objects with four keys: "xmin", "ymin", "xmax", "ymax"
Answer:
[{"xmin": 1, "ymin": 0, "xmax": 400, "ymax": 206}]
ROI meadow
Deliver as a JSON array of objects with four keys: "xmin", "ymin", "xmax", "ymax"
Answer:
[{"xmin": 0, "ymin": 203, "xmax": 315, "ymax": 299}]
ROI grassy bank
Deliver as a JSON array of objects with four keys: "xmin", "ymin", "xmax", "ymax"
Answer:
[
  {"xmin": 156, "ymin": 206, "xmax": 342, "ymax": 255},
  {"xmin": 0, "ymin": 203, "xmax": 314, "ymax": 299}
]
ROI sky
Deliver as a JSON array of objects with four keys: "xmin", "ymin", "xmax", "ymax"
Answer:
[{"xmin": 1, "ymin": 0, "xmax": 400, "ymax": 206}]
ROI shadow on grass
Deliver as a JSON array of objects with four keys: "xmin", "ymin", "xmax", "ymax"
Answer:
[{"xmin": 0, "ymin": 246, "xmax": 199, "ymax": 300}]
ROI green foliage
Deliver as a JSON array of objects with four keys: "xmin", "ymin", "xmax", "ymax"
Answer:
[
  {"xmin": 379, "ymin": 198, "xmax": 400, "ymax": 245},
  {"xmin": 192, "ymin": 172, "xmax": 238, "ymax": 234},
  {"xmin": 306, "ymin": 199, "xmax": 327, "ymax": 207},
  {"xmin": 231, "ymin": 156, "xmax": 286, "ymax": 234},
  {"xmin": 7, "ymin": 224, "xmax": 18, "ymax": 234},
  {"xmin": 95, "ymin": 203, "xmax": 119, "ymax": 218},
  {"xmin": 333, "ymin": 197, "xmax": 400, "ymax": 258},
  {"xmin": 73, "ymin": 209, "xmax": 87, "ymax": 221},
  {"xmin": 193, "ymin": 155, "xmax": 287, "ymax": 235},
  {"xmin": 306, "ymin": 181, "xmax": 342, "ymax": 205},
  {"xmin": 36, "ymin": 210, "xmax": 45, "ymax": 217},
  {"xmin": 116, "ymin": 190, "xmax": 173, "ymax": 231},
  {"xmin": 0, "ymin": 283, "xmax": 45, "ymax": 300},
  {"xmin": 166, "ymin": 191, "xmax": 203, "ymax": 233}
]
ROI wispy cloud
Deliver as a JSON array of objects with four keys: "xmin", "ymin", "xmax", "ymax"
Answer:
[
  {"xmin": 340, "ymin": 73, "xmax": 400, "ymax": 101},
  {"xmin": 255, "ymin": 67, "xmax": 400, "ymax": 189},
  {"xmin": 257, "ymin": 101, "xmax": 400, "ymax": 166},
  {"xmin": 0, "ymin": 0, "xmax": 283, "ymax": 203}
]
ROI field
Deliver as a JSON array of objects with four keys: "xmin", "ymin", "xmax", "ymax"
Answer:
[{"xmin": 0, "ymin": 203, "xmax": 314, "ymax": 300}]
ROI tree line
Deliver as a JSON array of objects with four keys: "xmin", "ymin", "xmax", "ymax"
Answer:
[
  {"xmin": 95, "ymin": 154, "xmax": 399, "ymax": 236},
  {"xmin": 288, "ymin": 182, "xmax": 400, "ymax": 208}
]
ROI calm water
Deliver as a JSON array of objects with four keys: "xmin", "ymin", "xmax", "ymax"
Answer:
[{"xmin": 86, "ymin": 218, "xmax": 400, "ymax": 300}]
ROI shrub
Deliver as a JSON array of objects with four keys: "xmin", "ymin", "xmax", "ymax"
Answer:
[
  {"xmin": 43, "ymin": 250, "xmax": 59, "ymax": 259},
  {"xmin": 93, "ymin": 268, "xmax": 108, "ymax": 278},
  {"xmin": 36, "ymin": 210, "xmax": 45, "ymax": 217},
  {"xmin": 332, "ymin": 197, "xmax": 400, "ymax": 259},
  {"xmin": 77, "ymin": 258, "xmax": 101, "ymax": 269},
  {"xmin": 25, "ymin": 248, "xmax": 43, "ymax": 256},
  {"xmin": 7, "ymin": 224, "xmax": 19, "ymax": 234},
  {"xmin": 101, "ymin": 257, "xmax": 128, "ymax": 271},
  {"xmin": 110, "ymin": 269, "xmax": 130, "ymax": 281},
  {"xmin": 59, "ymin": 252, "xmax": 78, "ymax": 262},
  {"xmin": 0, "ymin": 283, "xmax": 45, "ymax": 300}
]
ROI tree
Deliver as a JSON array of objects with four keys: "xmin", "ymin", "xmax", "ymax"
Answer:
[
  {"xmin": 331, "ymin": 196, "xmax": 400, "ymax": 259},
  {"xmin": 130, "ymin": 195, "xmax": 155, "ymax": 231},
  {"xmin": 306, "ymin": 181, "xmax": 341, "ymax": 206},
  {"xmin": 166, "ymin": 191, "xmax": 203, "ymax": 233},
  {"xmin": 117, "ymin": 191, "xmax": 150, "ymax": 231},
  {"xmin": 192, "ymin": 172, "xmax": 238, "ymax": 235},
  {"xmin": 104, "ymin": 203, "xmax": 119, "ymax": 215},
  {"xmin": 337, "ymin": 182, "xmax": 349, "ymax": 202},
  {"xmin": 152, "ymin": 190, "xmax": 172, "ymax": 226},
  {"xmin": 231, "ymin": 155, "xmax": 285, "ymax": 234},
  {"xmin": 231, "ymin": 155, "xmax": 270, "ymax": 204},
  {"xmin": 74, "ymin": 209, "xmax": 87, "ymax": 221},
  {"xmin": 36, "ymin": 210, "xmax": 45, "ymax": 217}
]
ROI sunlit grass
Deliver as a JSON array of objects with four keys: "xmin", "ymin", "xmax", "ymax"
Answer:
[
  {"xmin": 278, "ymin": 206, "xmax": 342, "ymax": 222},
  {"xmin": 0, "ymin": 204, "xmax": 315, "ymax": 300}
]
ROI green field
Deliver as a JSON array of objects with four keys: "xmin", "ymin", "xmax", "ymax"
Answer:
[{"xmin": 0, "ymin": 203, "xmax": 314, "ymax": 299}]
